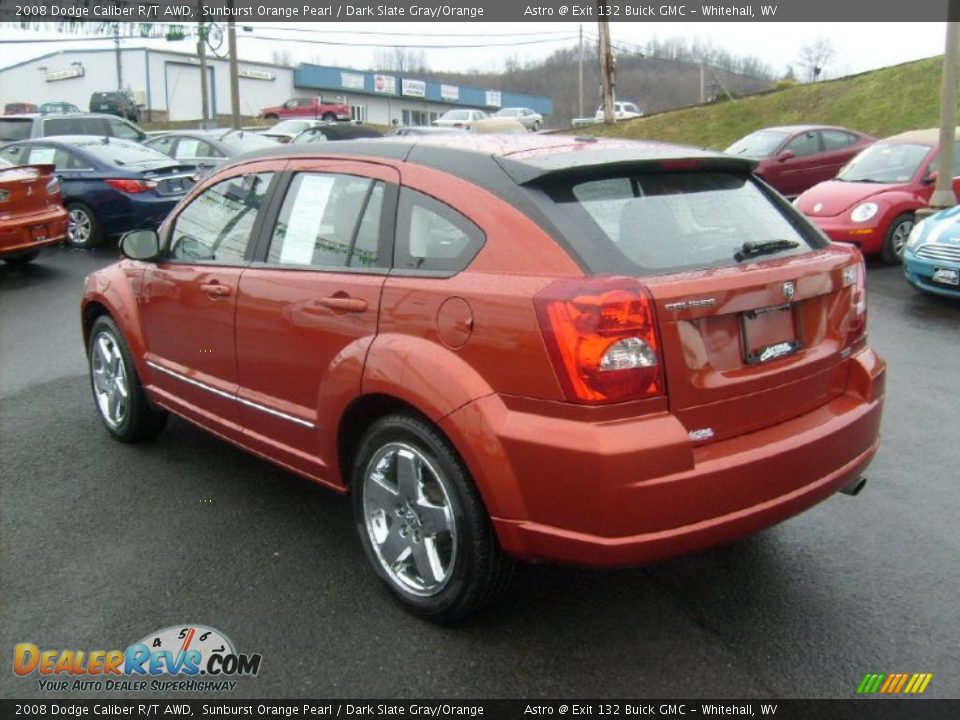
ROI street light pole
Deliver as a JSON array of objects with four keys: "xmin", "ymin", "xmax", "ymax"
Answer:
[
  {"xmin": 228, "ymin": 16, "xmax": 241, "ymax": 130},
  {"xmin": 930, "ymin": 21, "xmax": 960, "ymax": 210}
]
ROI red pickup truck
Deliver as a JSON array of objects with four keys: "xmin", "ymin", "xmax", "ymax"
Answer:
[{"xmin": 260, "ymin": 97, "xmax": 351, "ymax": 121}]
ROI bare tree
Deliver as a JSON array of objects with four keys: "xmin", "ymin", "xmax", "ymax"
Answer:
[
  {"xmin": 797, "ymin": 38, "xmax": 836, "ymax": 82},
  {"xmin": 271, "ymin": 50, "xmax": 294, "ymax": 67}
]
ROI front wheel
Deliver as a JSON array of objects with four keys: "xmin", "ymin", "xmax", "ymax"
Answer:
[
  {"xmin": 532, "ymin": 120, "xmax": 541, "ymax": 132},
  {"xmin": 88, "ymin": 315, "xmax": 167, "ymax": 442},
  {"xmin": 352, "ymin": 414, "xmax": 513, "ymax": 622},
  {"xmin": 881, "ymin": 213, "xmax": 915, "ymax": 265},
  {"xmin": 321, "ymin": 112, "xmax": 336, "ymax": 121}
]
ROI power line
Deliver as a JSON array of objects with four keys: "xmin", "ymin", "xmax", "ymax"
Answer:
[
  {"xmin": 240, "ymin": 32, "xmax": 580, "ymax": 50},
  {"xmin": 238, "ymin": 24, "xmax": 580, "ymax": 39}
]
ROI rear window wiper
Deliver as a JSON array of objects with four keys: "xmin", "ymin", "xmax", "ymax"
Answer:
[{"xmin": 735, "ymin": 239, "xmax": 800, "ymax": 262}]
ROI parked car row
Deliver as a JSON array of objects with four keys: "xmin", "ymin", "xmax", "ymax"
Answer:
[{"xmin": 5, "ymin": 92, "xmax": 142, "ymax": 121}]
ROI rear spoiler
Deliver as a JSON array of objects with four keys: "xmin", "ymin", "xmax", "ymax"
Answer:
[
  {"xmin": 0, "ymin": 163, "xmax": 56, "ymax": 179},
  {"xmin": 494, "ymin": 149, "xmax": 758, "ymax": 186}
]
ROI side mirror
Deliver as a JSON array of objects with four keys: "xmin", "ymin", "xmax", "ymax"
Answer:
[
  {"xmin": 120, "ymin": 229, "xmax": 160, "ymax": 261},
  {"xmin": 776, "ymin": 150, "xmax": 795, "ymax": 162},
  {"xmin": 923, "ymin": 171, "xmax": 938, "ymax": 185}
]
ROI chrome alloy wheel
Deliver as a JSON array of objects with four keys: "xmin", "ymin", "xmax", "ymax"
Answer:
[
  {"xmin": 68, "ymin": 208, "xmax": 92, "ymax": 246},
  {"xmin": 91, "ymin": 330, "xmax": 130, "ymax": 429},
  {"xmin": 362, "ymin": 443, "xmax": 457, "ymax": 597},
  {"xmin": 892, "ymin": 218, "xmax": 915, "ymax": 259}
]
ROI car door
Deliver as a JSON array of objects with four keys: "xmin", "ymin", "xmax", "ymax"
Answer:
[
  {"xmin": 233, "ymin": 159, "xmax": 399, "ymax": 483},
  {"xmin": 138, "ymin": 165, "xmax": 278, "ymax": 440},
  {"xmin": 773, "ymin": 130, "xmax": 823, "ymax": 197}
]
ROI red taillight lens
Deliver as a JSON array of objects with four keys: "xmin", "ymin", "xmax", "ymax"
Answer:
[
  {"xmin": 105, "ymin": 178, "xmax": 151, "ymax": 193},
  {"xmin": 534, "ymin": 276, "xmax": 664, "ymax": 404},
  {"xmin": 45, "ymin": 176, "xmax": 61, "ymax": 196},
  {"xmin": 845, "ymin": 257, "xmax": 867, "ymax": 346}
]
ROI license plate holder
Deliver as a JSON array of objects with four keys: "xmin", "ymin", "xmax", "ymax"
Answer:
[
  {"xmin": 741, "ymin": 302, "xmax": 803, "ymax": 365},
  {"xmin": 30, "ymin": 225, "xmax": 47, "ymax": 241},
  {"xmin": 932, "ymin": 266, "xmax": 959, "ymax": 286}
]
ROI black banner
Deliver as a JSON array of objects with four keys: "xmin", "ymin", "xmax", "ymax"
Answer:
[
  {"xmin": 1, "ymin": 700, "xmax": 959, "ymax": 720},
  {"xmin": 0, "ymin": 0, "xmax": 954, "ymax": 23}
]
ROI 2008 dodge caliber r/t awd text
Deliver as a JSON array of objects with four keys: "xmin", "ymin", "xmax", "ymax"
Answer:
[{"xmin": 81, "ymin": 134, "xmax": 885, "ymax": 621}]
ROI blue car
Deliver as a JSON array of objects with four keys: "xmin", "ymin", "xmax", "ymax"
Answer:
[
  {"xmin": 904, "ymin": 206, "xmax": 960, "ymax": 299},
  {"xmin": 0, "ymin": 136, "xmax": 195, "ymax": 248}
]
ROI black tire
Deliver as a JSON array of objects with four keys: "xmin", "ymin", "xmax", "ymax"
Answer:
[
  {"xmin": 351, "ymin": 413, "xmax": 514, "ymax": 623},
  {"xmin": 321, "ymin": 112, "xmax": 337, "ymax": 121},
  {"xmin": 881, "ymin": 213, "xmax": 915, "ymax": 265},
  {"xmin": 66, "ymin": 202, "xmax": 102, "ymax": 248},
  {"xmin": 87, "ymin": 315, "xmax": 167, "ymax": 443},
  {"xmin": 2, "ymin": 250, "xmax": 40, "ymax": 265},
  {"xmin": 532, "ymin": 120, "xmax": 541, "ymax": 132},
  {"xmin": 264, "ymin": 113, "xmax": 279, "ymax": 121}
]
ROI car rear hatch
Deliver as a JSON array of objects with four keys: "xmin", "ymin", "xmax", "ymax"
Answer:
[
  {"xmin": 0, "ymin": 164, "xmax": 57, "ymax": 214},
  {"xmin": 506, "ymin": 149, "xmax": 865, "ymax": 443}
]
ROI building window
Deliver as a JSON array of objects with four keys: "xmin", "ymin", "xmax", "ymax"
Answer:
[{"xmin": 350, "ymin": 105, "xmax": 367, "ymax": 123}]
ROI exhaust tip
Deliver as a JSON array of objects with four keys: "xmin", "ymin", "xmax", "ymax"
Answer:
[{"xmin": 841, "ymin": 476, "xmax": 867, "ymax": 496}]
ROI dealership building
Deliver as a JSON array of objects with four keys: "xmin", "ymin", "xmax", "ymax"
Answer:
[{"xmin": 0, "ymin": 47, "xmax": 553, "ymax": 125}]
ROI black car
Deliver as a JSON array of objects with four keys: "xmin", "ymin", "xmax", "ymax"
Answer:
[
  {"xmin": 89, "ymin": 92, "xmax": 141, "ymax": 123},
  {"xmin": 385, "ymin": 126, "xmax": 468, "ymax": 137},
  {"xmin": 291, "ymin": 124, "xmax": 383, "ymax": 144},
  {"xmin": 0, "ymin": 113, "xmax": 146, "ymax": 145},
  {"xmin": 143, "ymin": 129, "xmax": 280, "ymax": 172}
]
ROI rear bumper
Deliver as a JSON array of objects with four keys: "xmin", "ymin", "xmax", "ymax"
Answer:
[
  {"xmin": 445, "ymin": 347, "xmax": 885, "ymax": 567},
  {"xmin": 0, "ymin": 205, "xmax": 68, "ymax": 255}
]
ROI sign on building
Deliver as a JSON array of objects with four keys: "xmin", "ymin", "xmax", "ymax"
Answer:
[
  {"xmin": 485, "ymin": 90, "xmax": 502, "ymax": 108},
  {"xmin": 402, "ymin": 79, "xmax": 426, "ymax": 98},
  {"xmin": 374, "ymin": 74, "xmax": 397, "ymax": 94},
  {"xmin": 440, "ymin": 84, "xmax": 459, "ymax": 101},
  {"xmin": 340, "ymin": 72, "xmax": 365, "ymax": 90}
]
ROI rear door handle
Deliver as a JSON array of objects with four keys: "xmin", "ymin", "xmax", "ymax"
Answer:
[
  {"xmin": 316, "ymin": 296, "xmax": 368, "ymax": 313},
  {"xmin": 200, "ymin": 281, "xmax": 232, "ymax": 298}
]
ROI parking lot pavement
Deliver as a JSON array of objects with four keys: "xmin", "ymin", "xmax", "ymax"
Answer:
[{"xmin": 1, "ymin": 246, "xmax": 958, "ymax": 699}]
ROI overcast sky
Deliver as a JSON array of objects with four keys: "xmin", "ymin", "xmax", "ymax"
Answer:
[{"xmin": 0, "ymin": 22, "xmax": 945, "ymax": 80}]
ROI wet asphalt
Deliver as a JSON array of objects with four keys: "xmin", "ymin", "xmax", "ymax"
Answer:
[{"xmin": 1, "ymin": 245, "xmax": 958, "ymax": 701}]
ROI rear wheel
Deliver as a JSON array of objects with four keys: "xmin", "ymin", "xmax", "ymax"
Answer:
[
  {"xmin": 2, "ymin": 250, "xmax": 40, "ymax": 265},
  {"xmin": 881, "ymin": 213, "xmax": 914, "ymax": 265},
  {"xmin": 87, "ymin": 315, "xmax": 167, "ymax": 442},
  {"xmin": 532, "ymin": 120, "xmax": 541, "ymax": 132},
  {"xmin": 352, "ymin": 413, "xmax": 513, "ymax": 622},
  {"xmin": 67, "ymin": 203, "xmax": 102, "ymax": 248},
  {"xmin": 321, "ymin": 112, "xmax": 336, "ymax": 121}
]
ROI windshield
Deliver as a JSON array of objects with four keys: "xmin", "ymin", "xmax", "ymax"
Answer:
[
  {"xmin": 538, "ymin": 171, "xmax": 818, "ymax": 274},
  {"xmin": 725, "ymin": 130, "xmax": 790, "ymax": 158},
  {"xmin": 74, "ymin": 139, "xmax": 180, "ymax": 168},
  {"xmin": 0, "ymin": 119, "xmax": 33, "ymax": 142},
  {"xmin": 218, "ymin": 132, "xmax": 278, "ymax": 152},
  {"xmin": 836, "ymin": 142, "xmax": 931, "ymax": 183}
]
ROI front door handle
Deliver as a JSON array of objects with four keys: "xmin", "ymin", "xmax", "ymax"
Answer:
[
  {"xmin": 316, "ymin": 296, "xmax": 368, "ymax": 313},
  {"xmin": 200, "ymin": 281, "xmax": 232, "ymax": 298}
]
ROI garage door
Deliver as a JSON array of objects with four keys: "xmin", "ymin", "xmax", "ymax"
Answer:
[{"xmin": 165, "ymin": 63, "xmax": 214, "ymax": 121}]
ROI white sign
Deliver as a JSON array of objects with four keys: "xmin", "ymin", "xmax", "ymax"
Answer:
[
  {"xmin": 279, "ymin": 175, "xmax": 335, "ymax": 266},
  {"xmin": 238, "ymin": 69, "xmax": 275, "ymax": 81},
  {"xmin": 374, "ymin": 74, "xmax": 397, "ymax": 95},
  {"xmin": 402, "ymin": 79, "xmax": 426, "ymax": 98},
  {"xmin": 45, "ymin": 66, "xmax": 84, "ymax": 82},
  {"xmin": 485, "ymin": 90, "xmax": 502, "ymax": 108},
  {"xmin": 440, "ymin": 84, "xmax": 459, "ymax": 101},
  {"xmin": 340, "ymin": 72, "xmax": 365, "ymax": 90}
]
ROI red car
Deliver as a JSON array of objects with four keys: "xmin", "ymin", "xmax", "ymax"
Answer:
[
  {"xmin": 259, "ymin": 96, "xmax": 351, "ymax": 122},
  {"xmin": 0, "ymin": 158, "xmax": 68, "ymax": 265},
  {"xmin": 726, "ymin": 125, "xmax": 875, "ymax": 199},
  {"xmin": 81, "ymin": 135, "xmax": 885, "ymax": 621},
  {"xmin": 796, "ymin": 128, "xmax": 953, "ymax": 264}
]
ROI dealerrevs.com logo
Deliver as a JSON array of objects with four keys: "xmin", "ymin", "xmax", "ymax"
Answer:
[{"xmin": 14, "ymin": 625, "xmax": 262, "ymax": 692}]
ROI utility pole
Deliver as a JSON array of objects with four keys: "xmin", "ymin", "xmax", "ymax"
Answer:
[
  {"xmin": 198, "ymin": 19, "xmax": 211, "ymax": 127},
  {"xmin": 578, "ymin": 24, "xmax": 584, "ymax": 119},
  {"xmin": 113, "ymin": 23, "xmax": 123, "ymax": 91},
  {"xmin": 929, "ymin": 21, "xmax": 960, "ymax": 210},
  {"xmin": 228, "ymin": 15, "xmax": 241, "ymax": 130},
  {"xmin": 597, "ymin": 10, "xmax": 614, "ymax": 124}
]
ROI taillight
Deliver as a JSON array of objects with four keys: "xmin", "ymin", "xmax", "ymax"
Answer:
[
  {"xmin": 105, "ymin": 178, "xmax": 153, "ymax": 193},
  {"xmin": 534, "ymin": 276, "xmax": 664, "ymax": 404},
  {"xmin": 844, "ymin": 257, "xmax": 867, "ymax": 347},
  {"xmin": 45, "ymin": 176, "xmax": 61, "ymax": 196}
]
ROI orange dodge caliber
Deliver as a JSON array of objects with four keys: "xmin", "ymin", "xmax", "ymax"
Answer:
[
  {"xmin": 0, "ymin": 158, "xmax": 67, "ymax": 264},
  {"xmin": 82, "ymin": 135, "xmax": 885, "ymax": 621}
]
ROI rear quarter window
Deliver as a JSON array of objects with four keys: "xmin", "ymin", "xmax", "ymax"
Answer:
[
  {"xmin": 538, "ymin": 171, "xmax": 824, "ymax": 275},
  {"xmin": 0, "ymin": 119, "xmax": 34, "ymax": 142}
]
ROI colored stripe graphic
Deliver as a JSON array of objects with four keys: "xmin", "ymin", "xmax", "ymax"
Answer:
[{"xmin": 857, "ymin": 672, "xmax": 932, "ymax": 694}]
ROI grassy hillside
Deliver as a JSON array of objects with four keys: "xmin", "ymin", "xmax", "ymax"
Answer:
[{"xmin": 581, "ymin": 56, "xmax": 945, "ymax": 150}]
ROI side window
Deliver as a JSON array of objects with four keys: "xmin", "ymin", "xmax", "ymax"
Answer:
[
  {"xmin": 42, "ymin": 117, "xmax": 80, "ymax": 136},
  {"xmin": 821, "ymin": 130, "xmax": 857, "ymax": 151},
  {"xmin": 0, "ymin": 144, "xmax": 28, "ymax": 165},
  {"xmin": 146, "ymin": 136, "xmax": 177, "ymax": 156},
  {"xmin": 78, "ymin": 117, "xmax": 110, "ymax": 135},
  {"xmin": 784, "ymin": 131, "xmax": 819, "ymax": 158},
  {"xmin": 395, "ymin": 188, "xmax": 484, "ymax": 274},
  {"xmin": 107, "ymin": 118, "xmax": 143, "ymax": 141},
  {"xmin": 176, "ymin": 138, "xmax": 221, "ymax": 160},
  {"xmin": 169, "ymin": 173, "xmax": 273, "ymax": 264},
  {"xmin": 267, "ymin": 172, "xmax": 382, "ymax": 269},
  {"xmin": 27, "ymin": 146, "xmax": 83, "ymax": 170}
]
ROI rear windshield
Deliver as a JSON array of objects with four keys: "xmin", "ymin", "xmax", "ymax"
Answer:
[
  {"xmin": 217, "ymin": 132, "xmax": 278, "ymax": 152},
  {"xmin": 0, "ymin": 119, "xmax": 33, "ymax": 142},
  {"xmin": 539, "ymin": 171, "xmax": 821, "ymax": 275},
  {"xmin": 73, "ymin": 139, "xmax": 178, "ymax": 168}
]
